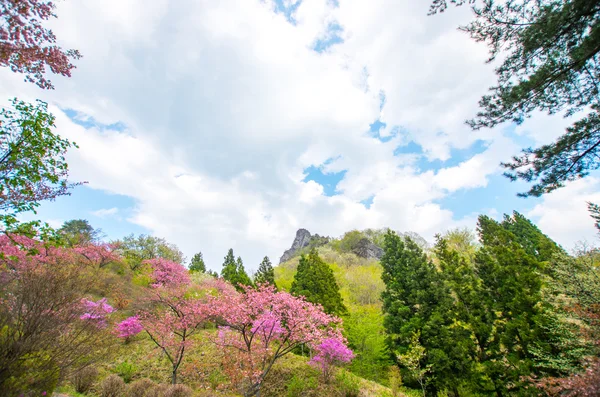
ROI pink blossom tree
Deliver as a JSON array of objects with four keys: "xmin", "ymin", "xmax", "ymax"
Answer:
[
  {"xmin": 1, "ymin": 0, "xmax": 81, "ymax": 89},
  {"xmin": 209, "ymin": 283, "xmax": 346, "ymax": 397},
  {"xmin": 309, "ymin": 337, "xmax": 354, "ymax": 383},
  {"xmin": 144, "ymin": 258, "xmax": 190, "ymax": 288},
  {"xmin": 0, "ymin": 235, "xmax": 115, "ymax": 394},
  {"xmin": 137, "ymin": 281, "xmax": 208, "ymax": 384}
]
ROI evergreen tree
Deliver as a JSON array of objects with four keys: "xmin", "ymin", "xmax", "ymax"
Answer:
[
  {"xmin": 290, "ymin": 249, "xmax": 346, "ymax": 315},
  {"xmin": 431, "ymin": 0, "xmax": 600, "ymax": 197},
  {"xmin": 254, "ymin": 256, "xmax": 275, "ymax": 286},
  {"xmin": 58, "ymin": 219, "xmax": 102, "ymax": 247},
  {"xmin": 501, "ymin": 211, "xmax": 563, "ymax": 262},
  {"xmin": 189, "ymin": 252, "xmax": 206, "ymax": 273},
  {"xmin": 472, "ymin": 215, "xmax": 578, "ymax": 394},
  {"xmin": 221, "ymin": 249, "xmax": 238, "ymax": 284},
  {"xmin": 381, "ymin": 231, "xmax": 471, "ymax": 394},
  {"xmin": 235, "ymin": 256, "xmax": 253, "ymax": 288}
]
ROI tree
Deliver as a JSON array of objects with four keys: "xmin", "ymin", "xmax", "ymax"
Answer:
[
  {"xmin": 220, "ymin": 249, "xmax": 252, "ymax": 291},
  {"xmin": 58, "ymin": 219, "xmax": 102, "ymax": 247},
  {"xmin": 290, "ymin": 249, "xmax": 346, "ymax": 315},
  {"xmin": 1, "ymin": 0, "xmax": 81, "ymax": 89},
  {"xmin": 144, "ymin": 258, "xmax": 190, "ymax": 288},
  {"xmin": 397, "ymin": 332, "xmax": 430, "ymax": 397},
  {"xmin": 236, "ymin": 256, "xmax": 253, "ymax": 287},
  {"xmin": 189, "ymin": 251, "xmax": 206, "ymax": 273},
  {"xmin": 221, "ymin": 248, "xmax": 238, "ymax": 283},
  {"xmin": 0, "ymin": 99, "xmax": 80, "ymax": 234},
  {"xmin": 0, "ymin": 235, "xmax": 115, "ymax": 395},
  {"xmin": 113, "ymin": 234, "xmax": 185, "ymax": 271},
  {"xmin": 254, "ymin": 256, "xmax": 275, "ymax": 286},
  {"xmin": 431, "ymin": 0, "xmax": 600, "ymax": 197},
  {"xmin": 138, "ymin": 281, "xmax": 208, "ymax": 384},
  {"xmin": 381, "ymin": 231, "xmax": 472, "ymax": 394},
  {"xmin": 209, "ymin": 283, "xmax": 346, "ymax": 397}
]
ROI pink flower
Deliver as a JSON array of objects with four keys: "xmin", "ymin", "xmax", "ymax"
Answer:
[{"xmin": 116, "ymin": 316, "xmax": 143, "ymax": 339}]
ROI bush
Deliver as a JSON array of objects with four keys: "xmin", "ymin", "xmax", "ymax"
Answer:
[
  {"xmin": 71, "ymin": 366, "xmax": 99, "ymax": 394},
  {"xmin": 286, "ymin": 374, "xmax": 317, "ymax": 397},
  {"xmin": 337, "ymin": 371, "xmax": 360, "ymax": 397},
  {"xmin": 126, "ymin": 378, "xmax": 156, "ymax": 397},
  {"xmin": 164, "ymin": 384, "xmax": 193, "ymax": 397},
  {"xmin": 101, "ymin": 374, "xmax": 126, "ymax": 397},
  {"xmin": 114, "ymin": 360, "xmax": 137, "ymax": 383},
  {"xmin": 389, "ymin": 366, "xmax": 402, "ymax": 397},
  {"xmin": 144, "ymin": 384, "xmax": 169, "ymax": 397}
]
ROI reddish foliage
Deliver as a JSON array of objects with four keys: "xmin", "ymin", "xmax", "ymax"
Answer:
[{"xmin": 0, "ymin": 0, "xmax": 81, "ymax": 89}]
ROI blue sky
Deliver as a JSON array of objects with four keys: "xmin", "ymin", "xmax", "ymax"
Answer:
[{"xmin": 2, "ymin": 0, "xmax": 599, "ymax": 271}]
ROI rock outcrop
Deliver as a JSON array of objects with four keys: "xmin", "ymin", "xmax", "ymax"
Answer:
[
  {"xmin": 279, "ymin": 229, "xmax": 330, "ymax": 264},
  {"xmin": 352, "ymin": 237, "xmax": 384, "ymax": 259}
]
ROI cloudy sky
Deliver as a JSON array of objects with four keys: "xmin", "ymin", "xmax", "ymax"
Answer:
[{"xmin": 2, "ymin": 0, "xmax": 599, "ymax": 272}]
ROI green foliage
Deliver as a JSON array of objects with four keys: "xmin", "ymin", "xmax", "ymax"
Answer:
[
  {"xmin": 189, "ymin": 251, "xmax": 206, "ymax": 273},
  {"xmin": 114, "ymin": 360, "xmax": 137, "ymax": 383},
  {"xmin": 114, "ymin": 234, "xmax": 185, "ymax": 271},
  {"xmin": 431, "ymin": 0, "xmax": 600, "ymax": 197},
  {"xmin": 0, "ymin": 98, "xmax": 80, "ymax": 235},
  {"xmin": 588, "ymin": 201, "xmax": 600, "ymax": 232},
  {"xmin": 397, "ymin": 332, "xmax": 430, "ymax": 397},
  {"xmin": 290, "ymin": 249, "xmax": 346, "ymax": 315},
  {"xmin": 343, "ymin": 305, "xmax": 391, "ymax": 383},
  {"xmin": 381, "ymin": 231, "xmax": 470, "ymax": 393},
  {"xmin": 285, "ymin": 374, "xmax": 317, "ymax": 397},
  {"xmin": 255, "ymin": 256, "xmax": 276, "ymax": 286},
  {"xmin": 58, "ymin": 219, "xmax": 102, "ymax": 247},
  {"xmin": 337, "ymin": 230, "xmax": 365, "ymax": 253},
  {"xmin": 221, "ymin": 249, "xmax": 253, "ymax": 291},
  {"xmin": 336, "ymin": 371, "xmax": 361, "ymax": 397}
]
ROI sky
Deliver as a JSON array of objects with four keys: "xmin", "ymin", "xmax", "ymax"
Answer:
[{"xmin": 2, "ymin": 0, "xmax": 600, "ymax": 272}]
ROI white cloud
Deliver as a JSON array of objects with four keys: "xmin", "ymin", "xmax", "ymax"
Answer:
[
  {"xmin": 91, "ymin": 207, "xmax": 119, "ymax": 218},
  {"xmin": 0, "ymin": 0, "xmax": 593, "ymax": 270}
]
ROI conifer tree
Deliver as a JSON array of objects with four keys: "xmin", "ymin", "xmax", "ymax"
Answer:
[
  {"xmin": 290, "ymin": 249, "xmax": 346, "ymax": 315},
  {"xmin": 189, "ymin": 252, "xmax": 206, "ymax": 273},
  {"xmin": 235, "ymin": 256, "xmax": 253, "ymax": 288},
  {"xmin": 221, "ymin": 249, "xmax": 238, "ymax": 283},
  {"xmin": 254, "ymin": 256, "xmax": 276, "ymax": 287},
  {"xmin": 381, "ymin": 231, "xmax": 471, "ymax": 393}
]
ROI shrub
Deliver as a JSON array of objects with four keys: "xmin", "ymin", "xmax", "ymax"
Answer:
[
  {"xmin": 144, "ymin": 384, "xmax": 169, "ymax": 397},
  {"xmin": 114, "ymin": 360, "xmax": 137, "ymax": 383},
  {"xmin": 389, "ymin": 366, "xmax": 403, "ymax": 397},
  {"xmin": 337, "ymin": 371, "xmax": 360, "ymax": 397},
  {"xmin": 286, "ymin": 374, "xmax": 317, "ymax": 397},
  {"xmin": 71, "ymin": 366, "xmax": 99, "ymax": 393},
  {"xmin": 101, "ymin": 374, "xmax": 126, "ymax": 397},
  {"xmin": 126, "ymin": 378, "xmax": 156, "ymax": 397},
  {"xmin": 164, "ymin": 384, "xmax": 193, "ymax": 397}
]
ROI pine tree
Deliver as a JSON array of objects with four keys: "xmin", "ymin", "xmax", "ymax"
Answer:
[
  {"xmin": 221, "ymin": 249, "xmax": 238, "ymax": 283},
  {"xmin": 381, "ymin": 231, "xmax": 472, "ymax": 394},
  {"xmin": 501, "ymin": 211, "xmax": 563, "ymax": 262},
  {"xmin": 235, "ymin": 256, "xmax": 253, "ymax": 288},
  {"xmin": 290, "ymin": 249, "xmax": 346, "ymax": 315},
  {"xmin": 189, "ymin": 252, "xmax": 206, "ymax": 273},
  {"xmin": 254, "ymin": 256, "xmax": 275, "ymax": 287}
]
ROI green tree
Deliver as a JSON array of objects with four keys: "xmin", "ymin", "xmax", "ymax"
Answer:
[
  {"xmin": 189, "ymin": 252, "xmax": 206, "ymax": 273},
  {"xmin": 501, "ymin": 211, "xmax": 564, "ymax": 262},
  {"xmin": 431, "ymin": 0, "xmax": 600, "ymax": 197},
  {"xmin": 290, "ymin": 249, "xmax": 346, "ymax": 315},
  {"xmin": 235, "ymin": 256, "xmax": 253, "ymax": 288},
  {"xmin": 221, "ymin": 249, "xmax": 238, "ymax": 282},
  {"xmin": 0, "ymin": 99, "xmax": 80, "ymax": 235},
  {"xmin": 114, "ymin": 234, "xmax": 185, "ymax": 271},
  {"xmin": 220, "ymin": 249, "xmax": 252, "ymax": 291},
  {"xmin": 254, "ymin": 256, "xmax": 275, "ymax": 286},
  {"xmin": 380, "ymin": 231, "xmax": 472, "ymax": 394},
  {"xmin": 58, "ymin": 219, "xmax": 102, "ymax": 247}
]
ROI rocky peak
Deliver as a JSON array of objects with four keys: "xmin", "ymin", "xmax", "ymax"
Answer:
[
  {"xmin": 279, "ymin": 229, "xmax": 312, "ymax": 264},
  {"xmin": 352, "ymin": 237, "xmax": 384, "ymax": 259}
]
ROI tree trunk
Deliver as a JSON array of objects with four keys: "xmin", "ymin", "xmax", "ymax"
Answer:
[{"xmin": 172, "ymin": 368, "xmax": 177, "ymax": 384}]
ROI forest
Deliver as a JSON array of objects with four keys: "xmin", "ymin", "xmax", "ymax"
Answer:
[{"xmin": 2, "ymin": 0, "xmax": 600, "ymax": 396}]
